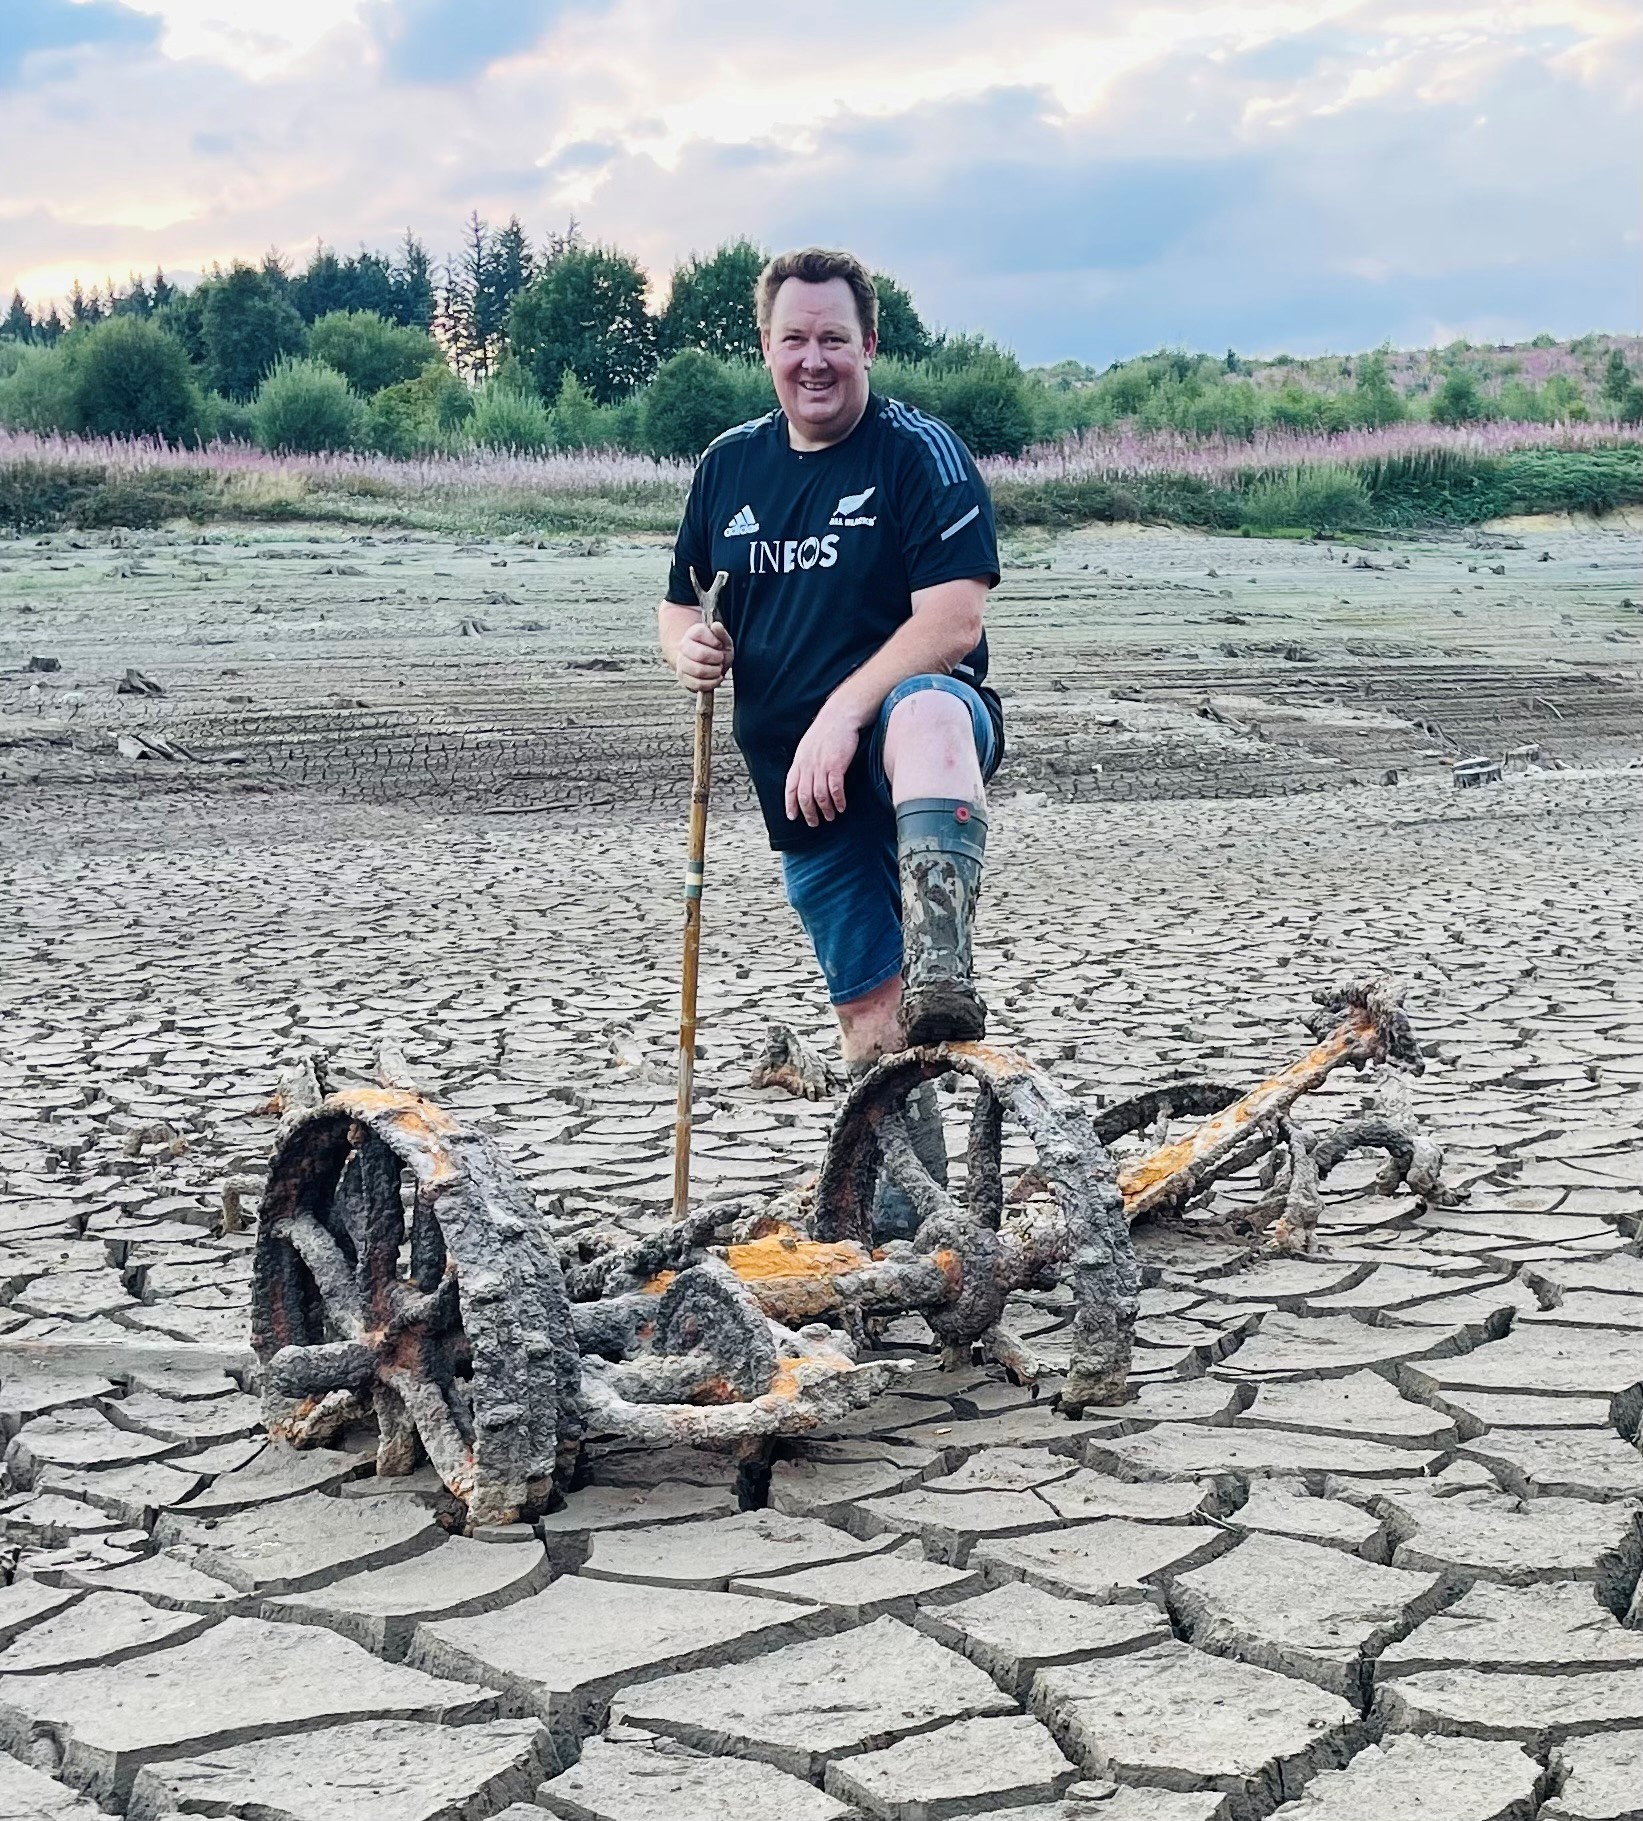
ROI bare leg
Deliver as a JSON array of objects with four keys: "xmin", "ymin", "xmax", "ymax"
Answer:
[
  {"xmin": 833, "ymin": 973, "xmax": 904, "ymax": 1068},
  {"xmin": 881, "ymin": 689, "xmax": 985, "ymax": 804}
]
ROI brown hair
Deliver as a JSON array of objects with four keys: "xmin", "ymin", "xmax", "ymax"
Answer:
[{"xmin": 755, "ymin": 247, "xmax": 878, "ymax": 341}]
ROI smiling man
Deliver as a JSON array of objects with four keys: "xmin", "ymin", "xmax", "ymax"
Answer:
[{"xmin": 658, "ymin": 247, "xmax": 1004, "ymax": 1155}]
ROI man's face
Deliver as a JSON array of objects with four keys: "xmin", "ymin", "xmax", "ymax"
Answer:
[{"xmin": 761, "ymin": 276, "xmax": 877, "ymax": 447}]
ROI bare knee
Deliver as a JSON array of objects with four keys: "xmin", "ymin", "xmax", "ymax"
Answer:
[
  {"xmin": 883, "ymin": 688, "xmax": 981, "ymax": 794},
  {"xmin": 887, "ymin": 687, "xmax": 971, "ymax": 749}
]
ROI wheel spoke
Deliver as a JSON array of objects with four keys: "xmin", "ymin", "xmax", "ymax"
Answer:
[
  {"xmin": 281, "ymin": 1213, "xmax": 364, "ymax": 1337},
  {"xmin": 966, "ymin": 1084, "xmax": 1004, "ymax": 1228}
]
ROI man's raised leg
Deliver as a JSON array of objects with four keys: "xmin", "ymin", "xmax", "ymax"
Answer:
[{"xmin": 881, "ymin": 686, "xmax": 989, "ymax": 1045}]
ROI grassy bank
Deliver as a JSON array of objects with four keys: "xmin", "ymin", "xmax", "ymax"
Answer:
[{"xmin": 1, "ymin": 422, "xmax": 1638, "ymax": 539}]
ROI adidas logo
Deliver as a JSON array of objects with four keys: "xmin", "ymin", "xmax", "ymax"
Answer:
[{"xmin": 723, "ymin": 505, "xmax": 760, "ymax": 537}]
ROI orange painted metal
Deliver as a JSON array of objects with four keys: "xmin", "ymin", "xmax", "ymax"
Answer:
[
  {"xmin": 1116, "ymin": 1012, "xmax": 1373, "ymax": 1215},
  {"xmin": 646, "ymin": 1010, "xmax": 1380, "ymax": 1309}
]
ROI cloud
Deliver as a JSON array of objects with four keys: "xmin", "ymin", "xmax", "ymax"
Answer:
[
  {"xmin": 0, "ymin": 0, "xmax": 1636, "ymax": 360},
  {"xmin": 364, "ymin": 0, "xmax": 607, "ymax": 83},
  {"xmin": 0, "ymin": 0, "xmax": 159, "ymax": 86}
]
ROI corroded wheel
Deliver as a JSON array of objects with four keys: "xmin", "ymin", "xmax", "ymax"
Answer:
[
  {"xmin": 251, "ymin": 1088, "xmax": 581, "ymax": 1526},
  {"xmin": 813, "ymin": 1041, "xmax": 1139, "ymax": 1411}
]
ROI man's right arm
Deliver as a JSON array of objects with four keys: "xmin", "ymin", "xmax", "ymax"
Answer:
[{"xmin": 658, "ymin": 460, "xmax": 734, "ymax": 694}]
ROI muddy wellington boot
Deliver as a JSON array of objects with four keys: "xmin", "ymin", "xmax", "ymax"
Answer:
[
  {"xmin": 897, "ymin": 797, "xmax": 989, "ymax": 1046},
  {"xmin": 851, "ymin": 1063, "xmax": 950, "ymax": 1243}
]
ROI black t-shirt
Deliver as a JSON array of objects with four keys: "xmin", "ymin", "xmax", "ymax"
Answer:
[{"xmin": 665, "ymin": 392, "xmax": 1004, "ymax": 851}]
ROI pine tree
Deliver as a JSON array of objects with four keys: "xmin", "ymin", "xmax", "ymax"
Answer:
[
  {"xmin": 69, "ymin": 279, "xmax": 104, "ymax": 326},
  {"xmin": 479, "ymin": 216, "xmax": 534, "ymax": 367},
  {"xmin": 440, "ymin": 212, "xmax": 497, "ymax": 380},
  {"xmin": 3, "ymin": 290, "xmax": 33, "ymax": 342},
  {"xmin": 115, "ymin": 273, "xmax": 153, "ymax": 318},
  {"xmin": 150, "ymin": 268, "xmax": 176, "ymax": 310},
  {"xmin": 39, "ymin": 305, "xmax": 65, "ymax": 344},
  {"xmin": 344, "ymin": 250, "xmax": 398, "ymax": 318},
  {"xmin": 391, "ymin": 231, "xmax": 436, "ymax": 331}
]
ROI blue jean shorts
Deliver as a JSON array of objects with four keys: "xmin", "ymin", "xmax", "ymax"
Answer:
[{"xmin": 780, "ymin": 674, "xmax": 1000, "ymax": 1005}]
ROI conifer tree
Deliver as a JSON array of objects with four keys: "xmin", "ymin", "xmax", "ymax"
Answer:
[
  {"xmin": 391, "ymin": 231, "xmax": 436, "ymax": 330},
  {"xmin": 2, "ymin": 290, "xmax": 33, "ymax": 342}
]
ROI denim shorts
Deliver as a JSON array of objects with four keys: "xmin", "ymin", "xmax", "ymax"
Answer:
[{"xmin": 780, "ymin": 674, "xmax": 1000, "ymax": 1005}]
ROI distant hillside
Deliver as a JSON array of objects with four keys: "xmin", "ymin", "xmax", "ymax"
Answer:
[{"xmin": 1036, "ymin": 333, "xmax": 1643, "ymax": 423}]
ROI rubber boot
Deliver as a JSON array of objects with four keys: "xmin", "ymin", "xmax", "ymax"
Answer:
[
  {"xmin": 850, "ymin": 1068, "xmax": 948, "ymax": 1243},
  {"xmin": 897, "ymin": 797, "xmax": 988, "ymax": 1046}
]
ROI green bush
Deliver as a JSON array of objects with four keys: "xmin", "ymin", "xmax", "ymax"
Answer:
[
  {"xmin": 723, "ymin": 359, "xmax": 776, "ymax": 424},
  {"xmin": 251, "ymin": 357, "xmax": 367, "ymax": 453},
  {"xmin": 0, "ymin": 343, "xmax": 79, "ymax": 431},
  {"xmin": 549, "ymin": 370, "xmax": 599, "ymax": 449},
  {"xmin": 641, "ymin": 350, "xmax": 741, "ymax": 458},
  {"xmin": 72, "ymin": 316, "xmax": 204, "ymax": 443},
  {"xmin": 938, "ymin": 360, "xmax": 1035, "ymax": 456},
  {"xmin": 469, "ymin": 382, "xmax": 553, "ymax": 451},
  {"xmin": 203, "ymin": 392, "xmax": 257, "ymax": 443},
  {"xmin": 874, "ymin": 350, "xmax": 1035, "ymax": 456},
  {"xmin": 367, "ymin": 365, "xmax": 472, "ymax": 456},
  {"xmin": 0, "ymin": 341, "xmax": 36, "ymax": 380},
  {"xmin": 1240, "ymin": 464, "xmax": 1371, "ymax": 532},
  {"xmin": 1497, "ymin": 380, "xmax": 1547, "ymax": 423},
  {"xmin": 307, "ymin": 310, "xmax": 442, "ymax": 396},
  {"xmin": 1361, "ymin": 445, "xmax": 1640, "ymax": 524},
  {"xmin": 1541, "ymin": 375, "xmax": 1589, "ymax": 422},
  {"xmin": 1429, "ymin": 371, "xmax": 1492, "ymax": 426},
  {"xmin": 1498, "ymin": 447, "xmax": 1641, "ymax": 515},
  {"xmin": 594, "ymin": 394, "xmax": 645, "ymax": 452},
  {"xmin": 0, "ymin": 459, "xmax": 215, "ymax": 530},
  {"xmin": 873, "ymin": 356, "xmax": 945, "ymax": 417},
  {"xmin": 992, "ymin": 471, "xmax": 1237, "ymax": 531},
  {"xmin": 1267, "ymin": 384, "xmax": 1338, "ymax": 432}
]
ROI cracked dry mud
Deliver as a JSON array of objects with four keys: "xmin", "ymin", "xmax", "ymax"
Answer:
[{"xmin": 2, "ymin": 514, "xmax": 1641, "ymax": 1820}]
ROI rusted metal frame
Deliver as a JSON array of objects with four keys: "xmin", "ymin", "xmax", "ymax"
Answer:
[
  {"xmin": 255, "ymin": 1090, "xmax": 910, "ymax": 1521},
  {"xmin": 579, "ymin": 1344, "xmax": 905, "ymax": 1447},
  {"xmin": 814, "ymin": 1042, "xmax": 1137, "ymax": 1411},
  {"xmin": 1311, "ymin": 1109, "xmax": 1459, "ymax": 1203},
  {"xmin": 1115, "ymin": 1013, "xmax": 1378, "ymax": 1218},
  {"xmin": 252, "ymin": 1091, "xmax": 581, "ymax": 1527},
  {"xmin": 1091, "ymin": 1082, "xmax": 1243, "ymax": 1146}
]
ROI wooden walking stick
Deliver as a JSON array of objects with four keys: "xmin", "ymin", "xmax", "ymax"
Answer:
[{"xmin": 673, "ymin": 566, "xmax": 730, "ymax": 1221}]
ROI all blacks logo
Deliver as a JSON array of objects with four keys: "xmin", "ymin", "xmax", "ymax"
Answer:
[{"xmin": 747, "ymin": 535, "xmax": 840, "ymax": 575}]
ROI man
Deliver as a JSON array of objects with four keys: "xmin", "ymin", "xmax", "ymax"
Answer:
[{"xmin": 658, "ymin": 246, "xmax": 1003, "ymax": 1136}]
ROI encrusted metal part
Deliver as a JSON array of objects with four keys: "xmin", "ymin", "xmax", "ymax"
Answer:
[
  {"xmin": 252, "ymin": 1092, "xmax": 899, "ymax": 1525},
  {"xmin": 252, "ymin": 977, "xmax": 1456, "ymax": 1518},
  {"xmin": 252, "ymin": 1089, "xmax": 581, "ymax": 1527},
  {"xmin": 814, "ymin": 1042, "xmax": 1138, "ymax": 1410},
  {"xmin": 1115, "ymin": 975, "xmax": 1427, "ymax": 1224}
]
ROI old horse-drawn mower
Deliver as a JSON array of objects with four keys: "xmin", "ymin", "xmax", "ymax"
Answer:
[{"xmin": 251, "ymin": 978, "xmax": 1447, "ymax": 1528}]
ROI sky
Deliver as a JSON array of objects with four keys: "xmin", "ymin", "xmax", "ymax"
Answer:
[{"xmin": 1, "ymin": 0, "xmax": 1637, "ymax": 366}]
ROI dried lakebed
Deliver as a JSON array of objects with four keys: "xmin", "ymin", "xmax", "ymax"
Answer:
[{"xmin": 0, "ymin": 516, "xmax": 1641, "ymax": 1819}]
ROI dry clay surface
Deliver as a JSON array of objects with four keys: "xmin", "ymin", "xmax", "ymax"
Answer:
[{"xmin": 1, "ymin": 517, "xmax": 1641, "ymax": 1820}]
